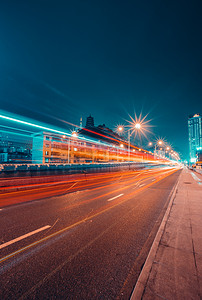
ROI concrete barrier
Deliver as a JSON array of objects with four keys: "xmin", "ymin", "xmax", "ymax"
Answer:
[
  {"xmin": 2, "ymin": 165, "xmax": 16, "ymax": 171},
  {"xmin": 16, "ymin": 165, "xmax": 28, "ymax": 171},
  {"xmin": 28, "ymin": 165, "xmax": 39, "ymax": 171}
]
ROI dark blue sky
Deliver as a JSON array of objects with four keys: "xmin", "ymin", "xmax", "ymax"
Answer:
[{"xmin": 0, "ymin": 0, "xmax": 202, "ymax": 159}]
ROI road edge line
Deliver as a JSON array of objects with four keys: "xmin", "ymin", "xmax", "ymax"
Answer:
[{"xmin": 130, "ymin": 170, "xmax": 181, "ymax": 300}]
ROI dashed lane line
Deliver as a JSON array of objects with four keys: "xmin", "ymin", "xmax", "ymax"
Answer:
[
  {"xmin": 0, "ymin": 225, "xmax": 51, "ymax": 250},
  {"xmin": 107, "ymin": 193, "xmax": 124, "ymax": 202}
]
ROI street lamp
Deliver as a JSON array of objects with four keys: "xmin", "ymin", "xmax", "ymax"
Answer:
[
  {"xmin": 153, "ymin": 140, "xmax": 163, "ymax": 159},
  {"xmin": 116, "ymin": 125, "xmax": 124, "ymax": 137},
  {"xmin": 72, "ymin": 131, "xmax": 78, "ymax": 137},
  {"xmin": 128, "ymin": 123, "xmax": 141, "ymax": 161},
  {"xmin": 135, "ymin": 123, "xmax": 141, "ymax": 129},
  {"xmin": 118, "ymin": 125, "xmax": 124, "ymax": 132},
  {"xmin": 68, "ymin": 131, "xmax": 78, "ymax": 164}
]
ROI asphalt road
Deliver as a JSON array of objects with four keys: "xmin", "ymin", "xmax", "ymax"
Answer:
[{"xmin": 0, "ymin": 167, "xmax": 181, "ymax": 299}]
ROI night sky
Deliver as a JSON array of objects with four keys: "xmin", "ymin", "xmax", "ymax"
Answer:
[{"xmin": 0, "ymin": 0, "xmax": 202, "ymax": 159}]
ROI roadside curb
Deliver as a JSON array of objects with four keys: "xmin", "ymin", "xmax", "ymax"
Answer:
[{"xmin": 130, "ymin": 171, "xmax": 181, "ymax": 300}]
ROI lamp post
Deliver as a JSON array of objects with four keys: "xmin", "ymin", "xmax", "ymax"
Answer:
[
  {"xmin": 68, "ymin": 131, "xmax": 78, "ymax": 164},
  {"xmin": 128, "ymin": 123, "xmax": 141, "ymax": 161},
  {"xmin": 148, "ymin": 140, "xmax": 163, "ymax": 159}
]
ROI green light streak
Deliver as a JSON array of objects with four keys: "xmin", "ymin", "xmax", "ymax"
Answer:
[
  {"xmin": 0, "ymin": 124, "xmax": 34, "ymax": 134},
  {"xmin": 0, "ymin": 114, "xmax": 71, "ymax": 137}
]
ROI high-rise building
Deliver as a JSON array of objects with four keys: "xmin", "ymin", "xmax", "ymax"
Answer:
[{"xmin": 188, "ymin": 114, "xmax": 202, "ymax": 163}]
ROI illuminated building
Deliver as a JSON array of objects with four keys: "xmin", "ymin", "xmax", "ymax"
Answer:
[
  {"xmin": 32, "ymin": 131, "xmax": 127, "ymax": 164},
  {"xmin": 0, "ymin": 132, "xmax": 32, "ymax": 163},
  {"xmin": 195, "ymin": 147, "xmax": 202, "ymax": 168},
  {"xmin": 32, "ymin": 132, "xmax": 77, "ymax": 164},
  {"xmin": 32, "ymin": 130, "xmax": 151, "ymax": 164},
  {"xmin": 188, "ymin": 114, "xmax": 202, "ymax": 163}
]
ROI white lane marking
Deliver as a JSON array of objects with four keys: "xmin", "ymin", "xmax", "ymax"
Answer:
[
  {"xmin": 0, "ymin": 225, "xmax": 51, "ymax": 250},
  {"xmin": 139, "ymin": 184, "xmax": 145, "ymax": 187},
  {"xmin": 107, "ymin": 193, "xmax": 124, "ymax": 202},
  {"xmin": 191, "ymin": 172, "xmax": 201, "ymax": 182}
]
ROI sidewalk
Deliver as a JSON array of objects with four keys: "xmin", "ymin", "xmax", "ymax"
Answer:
[{"xmin": 131, "ymin": 168, "xmax": 202, "ymax": 300}]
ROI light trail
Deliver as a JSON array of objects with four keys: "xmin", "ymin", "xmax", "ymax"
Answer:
[
  {"xmin": 0, "ymin": 168, "xmax": 175, "ymax": 198},
  {"xmin": 0, "ymin": 113, "xmax": 71, "ymax": 136}
]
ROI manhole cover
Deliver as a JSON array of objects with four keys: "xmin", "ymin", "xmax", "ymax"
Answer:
[{"xmin": 184, "ymin": 182, "xmax": 192, "ymax": 184}]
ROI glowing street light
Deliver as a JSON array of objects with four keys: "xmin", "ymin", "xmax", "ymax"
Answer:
[
  {"xmin": 72, "ymin": 131, "xmax": 78, "ymax": 137},
  {"xmin": 135, "ymin": 123, "xmax": 141, "ymax": 129},
  {"xmin": 116, "ymin": 125, "xmax": 124, "ymax": 138},
  {"xmin": 153, "ymin": 140, "xmax": 164, "ymax": 159},
  {"xmin": 118, "ymin": 126, "xmax": 124, "ymax": 132},
  {"xmin": 126, "ymin": 112, "xmax": 153, "ymax": 162}
]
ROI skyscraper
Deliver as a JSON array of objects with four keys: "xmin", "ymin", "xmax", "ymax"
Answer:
[{"xmin": 188, "ymin": 114, "xmax": 202, "ymax": 162}]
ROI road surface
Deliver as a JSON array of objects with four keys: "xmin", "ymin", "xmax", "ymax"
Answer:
[{"xmin": 0, "ymin": 167, "xmax": 181, "ymax": 299}]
